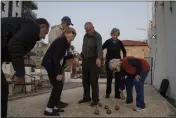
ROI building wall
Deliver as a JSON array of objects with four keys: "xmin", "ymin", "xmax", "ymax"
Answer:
[
  {"xmin": 1, "ymin": 1, "xmax": 9, "ymax": 17},
  {"xmin": 149, "ymin": 1, "xmax": 176, "ymax": 100},
  {"xmin": 125, "ymin": 46, "xmax": 150, "ymax": 58},
  {"xmin": 12, "ymin": 1, "xmax": 22, "ymax": 17}
]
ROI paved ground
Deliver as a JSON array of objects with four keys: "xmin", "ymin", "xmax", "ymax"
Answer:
[{"xmin": 8, "ymin": 84, "xmax": 176, "ymax": 117}]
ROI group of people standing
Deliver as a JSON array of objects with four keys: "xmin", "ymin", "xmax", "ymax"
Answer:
[
  {"xmin": 1, "ymin": 15, "xmax": 150, "ymax": 118},
  {"xmin": 76, "ymin": 19, "xmax": 150, "ymax": 114}
]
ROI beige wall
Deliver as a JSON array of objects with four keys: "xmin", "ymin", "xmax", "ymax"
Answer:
[
  {"xmin": 103, "ymin": 46, "xmax": 150, "ymax": 59},
  {"xmin": 124, "ymin": 46, "xmax": 150, "ymax": 58}
]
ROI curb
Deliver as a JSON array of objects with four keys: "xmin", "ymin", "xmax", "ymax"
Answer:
[
  {"xmin": 8, "ymin": 85, "xmax": 82, "ymax": 101},
  {"xmin": 152, "ymin": 85, "xmax": 176, "ymax": 116}
]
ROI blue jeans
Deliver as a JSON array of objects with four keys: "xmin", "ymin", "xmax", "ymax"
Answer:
[{"xmin": 125, "ymin": 70, "xmax": 149, "ymax": 108}]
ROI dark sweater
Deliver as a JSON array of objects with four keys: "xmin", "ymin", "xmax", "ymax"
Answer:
[
  {"xmin": 81, "ymin": 31, "xmax": 103, "ymax": 59},
  {"xmin": 102, "ymin": 38, "xmax": 126, "ymax": 61},
  {"xmin": 42, "ymin": 36, "xmax": 71, "ymax": 75}
]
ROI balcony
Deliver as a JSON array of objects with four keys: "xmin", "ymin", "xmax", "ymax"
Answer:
[
  {"xmin": 23, "ymin": 1, "xmax": 38, "ymax": 10},
  {"xmin": 22, "ymin": 8, "xmax": 37, "ymax": 20}
]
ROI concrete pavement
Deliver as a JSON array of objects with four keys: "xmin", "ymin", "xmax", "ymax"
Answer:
[{"xmin": 8, "ymin": 84, "xmax": 176, "ymax": 117}]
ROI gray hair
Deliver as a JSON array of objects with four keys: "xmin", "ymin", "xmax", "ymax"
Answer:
[
  {"xmin": 109, "ymin": 59, "xmax": 121, "ymax": 72},
  {"xmin": 110, "ymin": 28, "xmax": 120, "ymax": 36},
  {"xmin": 84, "ymin": 22, "xmax": 93, "ymax": 28}
]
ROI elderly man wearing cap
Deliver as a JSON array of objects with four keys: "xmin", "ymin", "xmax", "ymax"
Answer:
[
  {"xmin": 48, "ymin": 16, "xmax": 74, "ymax": 109},
  {"xmin": 48, "ymin": 16, "xmax": 73, "ymax": 45}
]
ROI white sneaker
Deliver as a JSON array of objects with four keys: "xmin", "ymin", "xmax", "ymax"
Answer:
[{"xmin": 134, "ymin": 107, "xmax": 146, "ymax": 112}]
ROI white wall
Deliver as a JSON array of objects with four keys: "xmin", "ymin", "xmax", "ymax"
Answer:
[
  {"xmin": 12, "ymin": 1, "xmax": 22, "ymax": 17},
  {"xmin": 150, "ymin": 1, "xmax": 176, "ymax": 100},
  {"xmin": 1, "ymin": 1, "xmax": 9, "ymax": 17}
]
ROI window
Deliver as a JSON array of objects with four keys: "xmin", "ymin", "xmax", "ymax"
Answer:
[
  {"xmin": 1, "ymin": 2, "xmax": 5, "ymax": 12},
  {"xmin": 16, "ymin": 1, "xmax": 19, "ymax": 7},
  {"xmin": 16, "ymin": 12, "xmax": 18, "ymax": 17},
  {"xmin": 31, "ymin": 67, "xmax": 35, "ymax": 72}
]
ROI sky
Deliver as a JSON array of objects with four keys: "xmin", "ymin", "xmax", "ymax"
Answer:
[{"xmin": 35, "ymin": 2, "xmax": 152, "ymax": 52}]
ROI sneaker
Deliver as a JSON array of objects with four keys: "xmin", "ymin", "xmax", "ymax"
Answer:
[
  {"xmin": 90, "ymin": 102, "xmax": 98, "ymax": 107},
  {"xmin": 78, "ymin": 99, "xmax": 91, "ymax": 104},
  {"xmin": 44, "ymin": 110, "xmax": 60, "ymax": 116},
  {"xmin": 58, "ymin": 101, "xmax": 68, "ymax": 108},
  {"xmin": 134, "ymin": 107, "xmax": 146, "ymax": 112},
  {"xmin": 105, "ymin": 94, "xmax": 110, "ymax": 98}
]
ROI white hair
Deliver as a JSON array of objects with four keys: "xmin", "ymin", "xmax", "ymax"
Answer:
[{"xmin": 109, "ymin": 59, "xmax": 121, "ymax": 72}]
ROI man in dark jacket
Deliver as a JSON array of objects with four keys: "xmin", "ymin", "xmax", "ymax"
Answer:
[
  {"xmin": 109, "ymin": 56, "xmax": 150, "ymax": 112},
  {"xmin": 1, "ymin": 17, "xmax": 49, "ymax": 118},
  {"xmin": 78, "ymin": 22, "xmax": 103, "ymax": 106},
  {"xmin": 42, "ymin": 27, "xmax": 76, "ymax": 116}
]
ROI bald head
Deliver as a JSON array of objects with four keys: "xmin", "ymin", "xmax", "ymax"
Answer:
[{"xmin": 85, "ymin": 22, "xmax": 94, "ymax": 36}]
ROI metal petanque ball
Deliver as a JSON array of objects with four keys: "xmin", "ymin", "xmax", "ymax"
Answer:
[
  {"xmin": 115, "ymin": 106, "xmax": 120, "ymax": 111},
  {"xmin": 107, "ymin": 109, "xmax": 112, "ymax": 114},
  {"xmin": 98, "ymin": 103, "xmax": 102, "ymax": 107},
  {"xmin": 104, "ymin": 105, "xmax": 109, "ymax": 109},
  {"xmin": 94, "ymin": 109, "xmax": 99, "ymax": 115}
]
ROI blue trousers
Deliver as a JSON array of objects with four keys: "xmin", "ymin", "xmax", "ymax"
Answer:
[{"xmin": 125, "ymin": 70, "xmax": 149, "ymax": 108}]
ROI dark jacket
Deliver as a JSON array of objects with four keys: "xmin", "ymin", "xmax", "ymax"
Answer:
[
  {"xmin": 122, "ymin": 56, "xmax": 150, "ymax": 75},
  {"xmin": 1, "ymin": 17, "xmax": 40, "ymax": 76},
  {"xmin": 41, "ymin": 36, "xmax": 73, "ymax": 75},
  {"xmin": 81, "ymin": 31, "xmax": 103, "ymax": 59},
  {"xmin": 102, "ymin": 38, "xmax": 126, "ymax": 62}
]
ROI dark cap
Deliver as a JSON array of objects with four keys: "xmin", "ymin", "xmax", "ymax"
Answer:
[{"xmin": 61, "ymin": 16, "xmax": 73, "ymax": 26}]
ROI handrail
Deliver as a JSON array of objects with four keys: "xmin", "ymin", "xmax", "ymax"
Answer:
[{"xmin": 25, "ymin": 74, "xmax": 35, "ymax": 78}]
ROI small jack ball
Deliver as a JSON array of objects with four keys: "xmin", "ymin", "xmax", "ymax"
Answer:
[
  {"xmin": 94, "ymin": 109, "xmax": 99, "ymax": 115},
  {"xmin": 98, "ymin": 103, "xmax": 102, "ymax": 107},
  {"xmin": 107, "ymin": 109, "xmax": 112, "ymax": 114},
  {"xmin": 104, "ymin": 105, "xmax": 109, "ymax": 109},
  {"xmin": 115, "ymin": 106, "xmax": 120, "ymax": 110}
]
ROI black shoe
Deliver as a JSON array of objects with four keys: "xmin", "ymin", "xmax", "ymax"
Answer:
[
  {"xmin": 115, "ymin": 93, "xmax": 121, "ymax": 99},
  {"xmin": 78, "ymin": 99, "xmax": 91, "ymax": 104},
  {"xmin": 44, "ymin": 110, "xmax": 60, "ymax": 116},
  {"xmin": 53, "ymin": 108, "xmax": 65, "ymax": 112},
  {"xmin": 90, "ymin": 102, "xmax": 98, "ymax": 107},
  {"xmin": 105, "ymin": 94, "xmax": 110, "ymax": 98},
  {"xmin": 126, "ymin": 101, "xmax": 133, "ymax": 104},
  {"xmin": 58, "ymin": 101, "xmax": 68, "ymax": 108}
]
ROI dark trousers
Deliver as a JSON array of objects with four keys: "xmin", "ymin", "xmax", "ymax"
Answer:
[
  {"xmin": 45, "ymin": 66, "xmax": 64, "ymax": 108},
  {"xmin": 82, "ymin": 58, "xmax": 99, "ymax": 102},
  {"xmin": 1, "ymin": 66, "xmax": 9, "ymax": 118},
  {"xmin": 105, "ymin": 61, "xmax": 125, "ymax": 96},
  {"xmin": 125, "ymin": 70, "xmax": 149, "ymax": 108}
]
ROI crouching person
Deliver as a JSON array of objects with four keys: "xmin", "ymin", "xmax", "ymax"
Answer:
[
  {"xmin": 42, "ymin": 27, "xmax": 76, "ymax": 116},
  {"xmin": 109, "ymin": 56, "xmax": 150, "ymax": 111}
]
